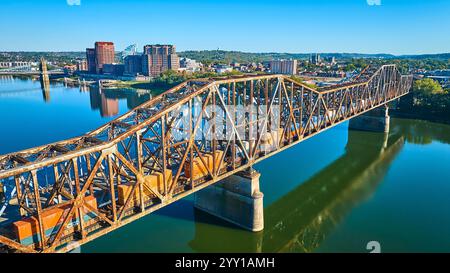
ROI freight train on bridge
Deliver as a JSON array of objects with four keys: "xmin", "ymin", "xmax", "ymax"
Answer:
[{"xmin": 0, "ymin": 65, "xmax": 412, "ymax": 253}]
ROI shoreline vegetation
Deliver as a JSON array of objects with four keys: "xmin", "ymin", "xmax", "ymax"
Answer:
[
  {"xmin": 390, "ymin": 111, "xmax": 450, "ymax": 126},
  {"xmin": 394, "ymin": 78, "xmax": 450, "ymax": 125}
]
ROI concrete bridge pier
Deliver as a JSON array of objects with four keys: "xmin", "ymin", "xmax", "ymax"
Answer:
[
  {"xmin": 349, "ymin": 104, "xmax": 390, "ymax": 133},
  {"xmin": 194, "ymin": 168, "xmax": 264, "ymax": 232}
]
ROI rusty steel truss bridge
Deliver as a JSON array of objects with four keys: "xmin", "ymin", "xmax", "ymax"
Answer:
[{"xmin": 0, "ymin": 65, "xmax": 413, "ymax": 253}]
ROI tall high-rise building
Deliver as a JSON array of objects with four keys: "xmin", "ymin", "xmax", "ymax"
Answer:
[
  {"xmin": 124, "ymin": 55, "xmax": 143, "ymax": 76},
  {"xmin": 100, "ymin": 94, "xmax": 119, "ymax": 117},
  {"xmin": 142, "ymin": 44, "xmax": 179, "ymax": 77},
  {"xmin": 95, "ymin": 42, "xmax": 115, "ymax": 74},
  {"xmin": 86, "ymin": 48, "xmax": 96, "ymax": 73},
  {"xmin": 270, "ymin": 60, "xmax": 298, "ymax": 75},
  {"xmin": 325, "ymin": 56, "xmax": 337, "ymax": 65},
  {"xmin": 310, "ymin": 53, "xmax": 321, "ymax": 65}
]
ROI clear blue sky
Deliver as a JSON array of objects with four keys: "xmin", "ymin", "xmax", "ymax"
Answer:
[{"xmin": 1, "ymin": 0, "xmax": 449, "ymax": 54}]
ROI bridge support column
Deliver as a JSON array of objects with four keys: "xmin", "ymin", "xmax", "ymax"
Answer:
[
  {"xmin": 194, "ymin": 169, "xmax": 264, "ymax": 232},
  {"xmin": 349, "ymin": 104, "xmax": 390, "ymax": 133}
]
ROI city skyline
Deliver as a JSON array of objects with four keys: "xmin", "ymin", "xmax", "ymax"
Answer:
[{"xmin": 0, "ymin": 0, "xmax": 449, "ymax": 55}]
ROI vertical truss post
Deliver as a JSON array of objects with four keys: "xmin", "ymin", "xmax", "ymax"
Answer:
[
  {"xmin": 108, "ymin": 154, "xmax": 117, "ymax": 222},
  {"xmin": 72, "ymin": 158, "xmax": 85, "ymax": 239},
  {"xmin": 161, "ymin": 115, "xmax": 168, "ymax": 196},
  {"xmin": 232, "ymin": 81, "xmax": 236, "ymax": 170},
  {"xmin": 14, "ymin": 175, "xmax": 26, "ymax": 216},
  {"xmin": 212, "ymin": 85, "xmax": 217, "ymax": 175},
  {"xmin": 31, "ymin": 170, "xmax": 46, "ymax": 250}
]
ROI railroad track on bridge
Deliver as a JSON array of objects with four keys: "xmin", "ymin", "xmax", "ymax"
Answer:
[{"xmin": 0, "ymin": 65, "xmax": 412, "ymax": 253}]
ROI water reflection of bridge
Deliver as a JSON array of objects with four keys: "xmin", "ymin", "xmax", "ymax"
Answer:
[{"xmin": 189, "ymin": 125, "xmax": 405, "ymax": 253}]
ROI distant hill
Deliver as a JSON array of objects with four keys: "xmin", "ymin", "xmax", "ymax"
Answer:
[
  {"xmin": 1, "ymin": 50, "xmax": 448, "ymax": 64},
  {"xmin": 0, "ymin": 51, "xmax": 85, "ymax": 62},
  {"xmin": 398, "ymin": 53, "xmax": 450, "ymax": 60},
  {"xmin": 178, "ymin": 50, "xmax": 399, "ymax": 63},
  {"xmin": 179, "ymin": 50, "xmax": 450, "ymax": 63}
]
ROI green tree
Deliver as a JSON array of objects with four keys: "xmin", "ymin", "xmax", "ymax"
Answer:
[
  {"xmin": 413, "ymin": 78, "xmax": 444, "ymax": 95},
  {"xmin": 345, "ymin": 64, "xmax": 357, "ymax": 72}
]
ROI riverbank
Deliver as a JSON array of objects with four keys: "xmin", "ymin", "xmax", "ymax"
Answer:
[
  {"xmin": 102, "ymin": 80, "xmax": 175, "ymax": 95},
  {"xmin": 390, "ymin": 110, "xmax": 450, "ymax": 126},
  {"xmin": 393, "ymin": 78, "xmax": 450, "ymax": 126}
]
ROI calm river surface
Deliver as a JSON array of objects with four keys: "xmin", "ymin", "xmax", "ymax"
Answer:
[{"xmin": 1, "ymin": 76, "xmax": 450, "ymax": 253}]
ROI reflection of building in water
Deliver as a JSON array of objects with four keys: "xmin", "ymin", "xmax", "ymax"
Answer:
[
  {"xmin": 100, "ymin": 93, "xmax": 119, "ymax": 117},
  {"xmin": 189, "ymin": 126, "xmax": 406, "ymax": 253},
  {"xmin": 88, "ymin": 87, "xmax": 152, "ymax": 118},
  {"xmin": 89, "ymin": 88, "xmax": 118, "ymax": 117},
  {"xmin": 103, "ymin": 89, "xmax": 151, "ymax": 110},
  {"xmin": 89, "ymin": 88, "xmax": 101, "ymax": 110}
]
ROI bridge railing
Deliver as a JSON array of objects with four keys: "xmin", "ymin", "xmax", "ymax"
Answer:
[{"xmin": 0, "ymin": 65, "xmax": 413, "ymax": 252}]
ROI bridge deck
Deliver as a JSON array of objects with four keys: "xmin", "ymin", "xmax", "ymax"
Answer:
[{"xmin": 0, "ymin": 65, "xmax": 413, "ymax": 253}]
